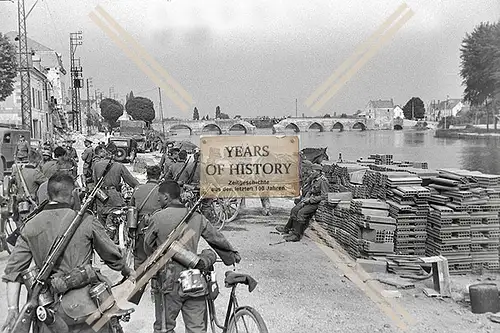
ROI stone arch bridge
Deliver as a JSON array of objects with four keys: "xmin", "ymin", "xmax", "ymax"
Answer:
[
  {"xmin": 273, "ymin": 117, "xmax": 372, "ymax": 133},
  {"xmin": 152, "ymin": 119, "xmax": 256, "ymax": 135}
]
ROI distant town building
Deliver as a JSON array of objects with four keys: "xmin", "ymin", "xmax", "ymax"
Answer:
[
  {"xmin": 427, "ymin": 99, "xmax": 468, "ymax": 121},
  {"xmin": 365, "ymin": 99, "xmax": 394, "ymax": 129},
  {"xmin": 393, "ymin": 105, "xmax": 404, "ymax": 119},
  {"xmin": 0, "ymin": 32, "xmax": 68, "ymax": 140}
]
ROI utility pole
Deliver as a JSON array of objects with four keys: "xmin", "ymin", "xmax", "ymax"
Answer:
[
  {"xmin": 17, "ymin": 0, "xmax": 32, "ymax": 136},
  {"xmin": 70, "ymin": 31, "xmax": 83, "ymax": 132},
  {"xmin": 295, "ymin": 98, "xmax": 298, "ymax": 118},
  {"xmin": 86, "ymin": 78, "xmax": 92, "ymax": 135},
  {"xmin": 444, "ymin": 95, "xmax": 449, "ymax": 130},
  {"xmin": 158, "ymin": 87, "xmax": 165, "ymax": 136}
]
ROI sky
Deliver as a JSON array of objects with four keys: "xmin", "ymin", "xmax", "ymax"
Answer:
[{"xmin": 1, "ymin": 0, "xmax": 499, "ymax": 119}]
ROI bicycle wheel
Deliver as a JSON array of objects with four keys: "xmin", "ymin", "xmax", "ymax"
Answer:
[
  {"xmin": 118, "ymin": 223, "xmax": 134, "ymax": 268},
  {"xmin": 226, "ymin": 306, "xmax": 269, "ymax": 333},
  {"xmin": 212, "ymin": 197, "xmax": 242, "ymax": 230}
]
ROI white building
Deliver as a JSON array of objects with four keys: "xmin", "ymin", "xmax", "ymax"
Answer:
[
  {"xmin": 393, "ymin": 105, "xmax": 404, "ymax": 119},
  {"xmin": 365, "ymin": 99, "xmax": 395, "ymax": 129},
  {"xmin": 427, "ymin": 99, "xmax": 467, "ymax": 121},
  {"xmin": 0, "ymin": 32, "xmax": 68, "ymax": 140}
]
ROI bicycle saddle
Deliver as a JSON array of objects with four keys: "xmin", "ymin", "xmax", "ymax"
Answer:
[{"xmin": 224, "ymin": 271, "xmax": 258, "ymax": 293}]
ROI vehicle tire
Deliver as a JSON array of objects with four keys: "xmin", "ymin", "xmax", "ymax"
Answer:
[
  {"xmin": 4, "ymin": 218, "xmax": 17, "ymax": 254},
  {"xmin": 226, "ymin": 306, "xmax": 269, "ymax": 333},
  {"xmin": 118, "ymin": 223, "xmax": 134, "ymax": 269},
  {"xmin": 115, "ymin": 148, "xmax": 127, "ymax": 162}
]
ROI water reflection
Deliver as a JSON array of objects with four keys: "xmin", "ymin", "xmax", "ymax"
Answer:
[{"xmin": 169, "ymin": 129, "xmax": 500, "ymax": 174}]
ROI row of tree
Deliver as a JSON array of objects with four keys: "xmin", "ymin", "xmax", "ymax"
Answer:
[
  {"xmin": 192, "ymin": 105, "xmax": 230, "ymax": 120},
  {"xmin": 99, "ymin": 91, "xmax": 155, "ymax": 127}
]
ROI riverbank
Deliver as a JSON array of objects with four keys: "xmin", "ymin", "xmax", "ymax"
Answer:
[{"xmin": 435, "ymin": 129, "xmax": 500, "ymax": 140}]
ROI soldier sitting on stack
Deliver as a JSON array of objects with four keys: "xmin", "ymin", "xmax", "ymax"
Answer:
[
  {"xmin": 165, "ymin": 149, "xmax": 188, "ymax": 181},
  {"xmin": 143, "ymin": 180, "xmax": 241, "ymax": 333},
  {"xmin": 276, "ymin": 164, "xmax": 329, "ymax": 242},
  {"xmin": 2, "ymin": 173, "xmax": 134, "ymax": 333},
  {"xmin": 92, "ymin": 143, "xmax": 139, "ymax": 236}
]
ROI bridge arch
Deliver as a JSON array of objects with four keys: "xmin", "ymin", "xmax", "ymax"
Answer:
[
  {"xmin": 394, "ymin": 124, "xmax": 403, "ymax": 130},
  {"xmin": 352, "ymin": 122, "xmax": 366, "ymax": 131},
  {"xmin": 202, "ymin": 123, "xmax": 222, "ymax": 134},
  {"xmin": 229, "ymin": 123, "xmax": 247, "ymax": 134},
  {"xmin": 308, "ymin": 122, "xmax": 324, "ymax": 132},
  {"xmin": 331, "ymin": 122, "xmax": 344, "ymax": 132},
  {"xmin": 285, "ymin": 123, "xmax": 300, "ymax": 132},
  {"xmin": 170, "ymin": 124, "xmax": 193, "ymax": 135}
]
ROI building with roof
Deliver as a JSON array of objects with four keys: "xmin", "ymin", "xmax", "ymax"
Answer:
[
  {"xmin": 393, "ymin": 105, "xmax": 404, "ymax": 119},
  {"xmin": 427, "ymin": 99, "xmax": 467, "ymax": 121},
  {"xmin": 364, "ymin": 99, "xmax": 395, "ymax": 129},
  {"xmin": 0, "ymin": 32, "xmax": 69, "ymax": 140}
]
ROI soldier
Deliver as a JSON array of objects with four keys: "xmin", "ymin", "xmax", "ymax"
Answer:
[
  {"xmin": 92, "ymin": 144, "xmax": 139, "ymax": 224},
  {"xmin": 165, "ymin": 150, "xmax": 188, "ymax": 181},
  {"xmin": 12, "ymin": 150, "xmax": 47, "ymax": 204},
  {"xmin": 276, "ymin": 164, "xmax": 329, "ymax": 242},
  {"xmin": 160, "ymin": 147, "xmax": 180, "ymax": 179},
  {"xmin": 37, "ymin": 157, "xmax": 81, "ymax": 210},
  {"xmin": 1, "ymin": 173, "xmax": 134, "ymax": 333},
  {"xmin": 14, "ymin": 135, "xmax": 30, "ymax": 163},
  {"xmin": 65, "ymin": 139, "xmax": 79, "ymax": 164},
  {"xmin": 41, "ymin": 146, "xmax": 67, "ymax": 180},
  {"xmin": 130, "ymin": 165, "xmax": 161, "ymax": 269},
  {"xmin": 144, "ymin": 180, "xmax": 241, "ymax": 333},
  {"xmin": 82, "ymin": 138, "xmax": 95, "ymax": 182},
  {"xmin": 177, "ymin": 150, "xmax": 200, "ymax": 186}
]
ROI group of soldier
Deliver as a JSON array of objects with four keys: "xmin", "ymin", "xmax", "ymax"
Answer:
[{"xmin": 2, "ymin": 138, "xmax": 241, "ymax": 333}]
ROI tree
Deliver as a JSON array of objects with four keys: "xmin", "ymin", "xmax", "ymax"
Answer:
[
  {"xmin": 340, "ymin": 113, "xmax": 348, "ymax": 118},
  {"xmin": 219, "ymin": 112, "xmax": 230, "ymax": 119},
  {"xmin": 126, "ymin": 90, "xmax": 135, "ymax": 101},
  {"xmin": 100, "ymin": 98, "xmax": 123, "ymax": 127},
  {"xmin": 403, "ymin": 97, "xmax": 425, "ymax": 120},
  {"xmin": 460, "ymin": 21, "xmax": 500, "ymax": 131},
  {"xmin": 0, "ymin": 33, "xmax": 17, "ymax": 102},
  {"xmin": 215, "ymin": 106, "xmax": 221, "ymax": 119},
  {"xmin": 193, "ymin": 107, "xmax": 200, "ymax": 120},
  {"xmin": 125, "ymin": 96, "xmax": 155, "ymax": 124}
]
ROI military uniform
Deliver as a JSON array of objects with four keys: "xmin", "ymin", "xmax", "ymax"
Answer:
[
  {"xmin": 281, "ymin": 172, "xmax": 329, "ymax": 240},
  {"xmin": 2, "ymin": 202, "xmax": 129, "ymax": 333},
  {"xmin": 177, "ymin": 159, "xmax": 200, "ymax": 185},
  {"xmin": 15, "ymin": 140, "xmax": 30, "ymax": 162},
  {"xmin": 129, "ymin": 180, "xmax": 161, "ymax": 268},
  {"xmin": 12, "ymin": 163, "xmax": 47, "ymax": 201},
  {"xmin": 82, "ymin": 146, "xmax": 95, "ymax": 181},
  {"xmin": 165, "ymin": 160, "xmax": 188, "ymax": 181},
  {"xmin": 66, "ymin": 146, "xmax": 79, "ymax": 164},
  {"xmin": 92, "ymin": 159, "xmax": 139, "ymax": 219},
  {"xmin": 41, "ymin": 159, "xmax": 58, "ymax": 179},
  {"xmin": 162, "ymin": 156, "xmax": 177, "ymax": 179},
  {"xmin": 144, "ymin": 203, "xmax": 239, "ymax": 333}
]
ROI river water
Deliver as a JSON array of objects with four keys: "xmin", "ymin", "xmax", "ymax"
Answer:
[{"xmin": 170, "ymin": 128, "xmax": 500, "ymax": 175}]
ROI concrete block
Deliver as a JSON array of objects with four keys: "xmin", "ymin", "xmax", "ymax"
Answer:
[{"xmin": 356, "ymin": 258, "xmax": 388, "ymax": 273}]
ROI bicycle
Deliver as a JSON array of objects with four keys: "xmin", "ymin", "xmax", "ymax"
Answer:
[
  {"xmin": 105, "ymin": 206, "xmax": 135, "ymax": 269},
  {"xmin": 181, "ymin": 185, "xmax": 243, "ymax": 231},
  {"xmin": 204, "ymin": 263, "xmax": 268, "ymax": 333}
]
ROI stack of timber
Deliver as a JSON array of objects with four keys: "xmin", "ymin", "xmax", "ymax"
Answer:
[{"xmin": 425, "ymin": 169, "xmax": 500, "ymax": 274}]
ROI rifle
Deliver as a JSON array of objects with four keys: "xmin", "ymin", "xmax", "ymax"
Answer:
[
  {"xmin": 11, "ymin": 156, "xmax": 114, "ymax": 333},
  {"xmin": 14, "ymin": 163, "xmax": 37, "ymax": 206},
  {"xmin": 85, "ymin": 196, "xmax": 204, "ymax": 330},
  {"xmin": 6, "ymin": 199, "xmax": 49, "ymax": 246},
  {"xmin": 173, "ymin": 156, "xmax": 192, "ymax": 183}
]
